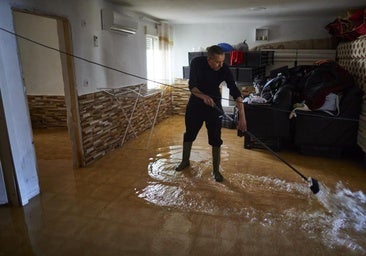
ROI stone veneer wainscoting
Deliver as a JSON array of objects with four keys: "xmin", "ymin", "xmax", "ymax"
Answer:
[
  {"xmin": 27, "ymin": 83, "xmax": 192, "ymax": 166},
  {"xmin": 171, "ymin": 79, "xmax": 190, "ymax": 115},
  {"xmin": 27, "ymin": 95, "xmax": 67, "ymax": 128},
  {"xmin": 78, "ymin": 84, "xmax": 173, "ymax": 165}
]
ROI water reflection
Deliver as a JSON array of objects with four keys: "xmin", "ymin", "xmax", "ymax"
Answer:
[{"xmin": 137, "ymin": 146, "xmax": 366, "ymax": 254}]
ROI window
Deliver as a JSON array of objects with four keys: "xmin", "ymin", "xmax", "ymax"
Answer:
[{"xmin": 146, "ymin": 35, "xmax": 160, "ymax": 89}]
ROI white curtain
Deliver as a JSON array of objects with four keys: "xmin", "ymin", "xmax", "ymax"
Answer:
[{"xmin": 157, "ymin": 22, "xmax": 173, "ymax": 85}]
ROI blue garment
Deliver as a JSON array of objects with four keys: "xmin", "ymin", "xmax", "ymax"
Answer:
[{"xmin": 217, "ymin": 43, "xmax": 234, "ymax": 52}]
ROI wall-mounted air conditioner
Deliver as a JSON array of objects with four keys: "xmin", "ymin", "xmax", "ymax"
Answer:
[{"xmin": 101, "ymin": 9, "xmax": 138, "ymax": 35}]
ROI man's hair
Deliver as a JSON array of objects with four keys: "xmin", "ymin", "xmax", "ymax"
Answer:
[{"xmin": 206, "ymin": 45, "xmax": 224, "ymax": 58}]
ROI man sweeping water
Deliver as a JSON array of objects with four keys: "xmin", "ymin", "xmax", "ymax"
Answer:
[{"xmin": 175, "ymin": 45, "xmax": 247, "ymax": 182}]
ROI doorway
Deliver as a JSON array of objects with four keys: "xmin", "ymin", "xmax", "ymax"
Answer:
[{"xmin": 12, "ymin": 9, "xmax": 82, "ymax": 170}]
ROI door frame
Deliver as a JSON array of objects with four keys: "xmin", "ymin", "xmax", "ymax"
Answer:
[
  {"xmin": 12, "ymin": 8, "xmax": 84, "ymax": 168},
  {"xmin": 0, "ymin": 88, "xmax": 20, "ymax": 206}
]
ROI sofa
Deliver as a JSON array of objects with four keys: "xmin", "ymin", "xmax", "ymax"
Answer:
[
  {"xmin": 243, "ymin": 65, "xmax": 312, "ymax": 151},
  {"xmin": 244, "ymin": 84, "xmax": 293, "ymax": 151},
  {"xmin": 293, "ymin": 84, "xmax": 363, "ymax": 157},
  {"xmin": 243, "ymin": 62, "xmax": 363, "ymax": 157}
]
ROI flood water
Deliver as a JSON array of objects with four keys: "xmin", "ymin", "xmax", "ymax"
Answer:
[
  {"xmin": 1, "ymin": 116, "xmax": 365, "ymax": 255},
  {"xmin": 136, "ymin": 134, "xmax": 366, "ymax": 255}
]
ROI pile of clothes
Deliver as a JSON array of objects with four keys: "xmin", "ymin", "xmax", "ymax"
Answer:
[{"xmin": 326, "ymin": 8, "xmax": 366, "ymax": 42}]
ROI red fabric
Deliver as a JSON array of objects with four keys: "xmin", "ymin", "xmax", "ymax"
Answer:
[
  {"xmin": 230, "ymin": 50, "xmax": 244, "ymax": 66},
  {"xmin": 325, "ymin": 8, "xmax": 366, "ymax": 42}
]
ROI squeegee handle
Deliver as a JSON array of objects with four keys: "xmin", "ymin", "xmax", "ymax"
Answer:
[
  {"xmin": 213, "ymin": 104, "xmax": 234, "ymax": 121},
  {"xmin": 245, "ymin": 130, "xmax": 308, "ymax": 182}
]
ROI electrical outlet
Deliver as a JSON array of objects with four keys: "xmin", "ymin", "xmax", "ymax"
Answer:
[
  {"xmin": 93, "ymin": 35, "xmax": 98, "ymax": 47},
  {"xmin": 83, "ymin": 79, "xmax": 89, "ymax": 87}
]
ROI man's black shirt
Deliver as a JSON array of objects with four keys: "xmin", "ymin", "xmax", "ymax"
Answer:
[{"xmin": 188, "ymin": 56, "xmax": 241, "ymax": 103}]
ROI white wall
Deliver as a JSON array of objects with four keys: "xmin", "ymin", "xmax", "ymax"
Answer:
[
  {"xmin": 172, "ymin": 17, "xmax": 334, "ymax": 78},
  {"xmin": 0, "ymin": 0, "xmax": 40, "ymax": 205},
  {"xmin": 73, "ymin": 1, "xmax": 150, "ymax": 95},
  {"xmin": 9, "ymin": 0, "xmax": 150, "ymax": 96},
  {"xmin": 13, "ymin": 12, "xmax": 64, "ymax": 95}
]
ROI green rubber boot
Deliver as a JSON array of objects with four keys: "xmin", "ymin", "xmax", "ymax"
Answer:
[
  {"xmin": 212, "ymin": 146, "xmax": 223, "ymax": 182},
  {"xmin": 175, "ymin": 142, "xmax": 192, "ymax": 171}
]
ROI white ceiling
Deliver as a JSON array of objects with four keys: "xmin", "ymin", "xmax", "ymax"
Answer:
[{"xmin": 109, "ymin": 0, "xmax": 365, "ymax": 24}]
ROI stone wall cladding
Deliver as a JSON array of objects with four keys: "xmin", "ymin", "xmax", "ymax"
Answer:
[
  {"xmin": 171, "ymin": 80, "xmax": 190, "ymax": 115},
  {"xmin": 27, "ymin": 95, "xmax": 67, "ymax": 128},
  {"xmin": 78, "ymin": 85, "xmax": 172, "ymax": 165},
  {"xmin": 27, "ymin": 84, "xmax": 190, "ymax": 165}
]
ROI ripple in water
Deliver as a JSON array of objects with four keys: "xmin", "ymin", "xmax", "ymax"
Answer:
[{"xmin": 136, "ymin": 146, "xmax": 366, "ymax": 254}]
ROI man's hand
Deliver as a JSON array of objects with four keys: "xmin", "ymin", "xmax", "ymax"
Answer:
[
  {"xmin": 191, "ymin": 87, "xmax": 215, "ymax": 107},
  {"xmin": 237, "ymin": 114, "xmax": 247, "ymax": 132},
  {"xmin": 201, "ymin": 94, "xmax": 215, "ymax": 107},
  {"xmin": 236, "ymin": 96, "xmax": 247, "ymax": 132}
]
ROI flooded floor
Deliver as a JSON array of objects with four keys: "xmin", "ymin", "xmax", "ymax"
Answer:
[{"xmin": 1, "ymin": 115, "xmax": 366, "ymax": 255}]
